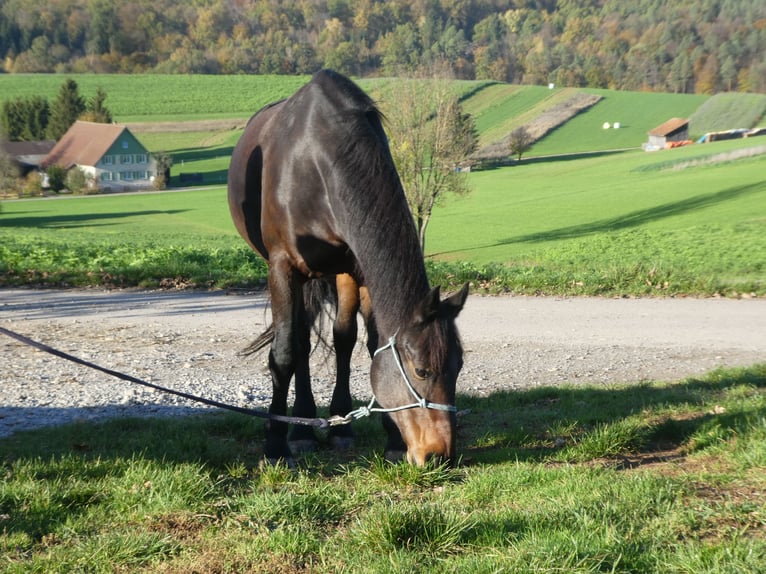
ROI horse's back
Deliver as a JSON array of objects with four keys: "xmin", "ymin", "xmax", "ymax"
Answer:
[{"xmin": 228, "ymin": 70, "xmax": 385, "ymax": 275}]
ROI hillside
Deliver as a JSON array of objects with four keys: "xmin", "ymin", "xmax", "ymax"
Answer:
[
  {"xmin": 3, "ymin": 73, "xmax": 766, "ymax": 172},
  {"xmin": 2, "ymin": 0, "xmax": 765, "ymax": 95}
]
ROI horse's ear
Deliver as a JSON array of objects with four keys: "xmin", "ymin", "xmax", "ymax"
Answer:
[
  {"xmin": 441, "ymin": 282, "xmax": 469, "ymax": 319},
  {"xmin": 415, "ymin": 286, "xmax": 441, "ymax": 325}
]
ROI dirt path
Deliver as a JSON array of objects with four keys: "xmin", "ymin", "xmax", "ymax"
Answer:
[{"xmin": 1, "ymin": 289, "xmax": 764, "ymax": 437}]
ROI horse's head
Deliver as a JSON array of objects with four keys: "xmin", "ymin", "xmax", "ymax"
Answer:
[{"xmin": 371, "ymin": 283, "xmax": 469, "ymax": 466}]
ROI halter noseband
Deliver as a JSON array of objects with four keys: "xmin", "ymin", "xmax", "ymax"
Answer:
[{"xmin": 328, "ymin": 331, "xmax": 456, "ymax": 426}]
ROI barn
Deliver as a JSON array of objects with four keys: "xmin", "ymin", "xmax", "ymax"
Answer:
[
  {"xmin": 644, "ymin": 118, "xmax": 690, "ymax": 151},
  {"xmin": 0, "ymin": 140, "xmax": 55, "ymax": 177}
]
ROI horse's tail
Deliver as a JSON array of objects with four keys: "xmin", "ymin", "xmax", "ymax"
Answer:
[{"xmin": 240, "ymin": 278, "xmax": 337, "ymax": 356}]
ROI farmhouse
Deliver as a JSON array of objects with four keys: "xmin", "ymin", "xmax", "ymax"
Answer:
[
  {"xmin": 0, "ymin": 140, "xmax": 55, "ymax": 177},
  {"xmin": 644, "ymin": 118, "xmax": 690, "ymax": 151},
  {"xmin": 42, "ymin": 121, "xmax": 157, "ymax": 192}
]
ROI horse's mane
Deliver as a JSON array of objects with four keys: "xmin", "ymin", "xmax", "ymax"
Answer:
[{"xmin": 312, "ymin": 70, "xmax": 430, "ymax": 331}]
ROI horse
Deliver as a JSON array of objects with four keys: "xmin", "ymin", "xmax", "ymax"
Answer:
[{"xmin": 227, "ymin": 70, "xmax": 468, "ymax": 466}]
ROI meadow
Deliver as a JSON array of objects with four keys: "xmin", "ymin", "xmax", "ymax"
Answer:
[
  {"xmin": 2, "ymin": 365, "xmax": 764, "ymax": 572},
  {"xmin": 0, "ymin": 74, "xmax": 310, "ymax": 122},
  {"xmin": 2, "ymin": 75, "xmax": 766, "ymax": 571},
  {"xmin": 2, "ymin": 136, "xmax": 764, "ymax": 296}
]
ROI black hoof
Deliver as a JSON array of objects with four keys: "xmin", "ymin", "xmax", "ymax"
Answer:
[
  {"xmin": 330, "ymin": 435, "xmax": 355, "ymax": 451},
  {"xmin": 260, "ymin": 456, "xmax": 296, "ymax": 470},
  {"xmin": 289, "ymin": 439, "xmax": 319, "ymax": 455},
  {"xmin": 384, "ymin": 449, "xmax": 407, "ymax": 463}
]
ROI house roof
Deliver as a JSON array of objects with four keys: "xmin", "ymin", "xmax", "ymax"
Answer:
[
  {"xmin": 42, "ymin": 121, "xmax": 132, "ymax": 168},
  {"xmin": 0, "ymin": 140, "xmax": 56, "ymax": 167},
  {"xmin": 648, "ymin": 118, "xmax": 689, "ymax": 137}
]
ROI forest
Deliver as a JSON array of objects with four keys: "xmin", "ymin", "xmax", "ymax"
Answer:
[{"xmin": 1, "ymin": 0, "xmax": 766, "ymax": 94}]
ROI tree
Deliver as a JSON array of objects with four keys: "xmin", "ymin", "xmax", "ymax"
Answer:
[
  {"xmin": 66, "ymin": 167, "xmax": 90, "ymax": 194},
  {"xmin": 80, "ymin": 86, "xmax": 113, "ymax": 124},
  {"xmin": 46, "ymin": 165, "xmax": 67, "ymax": 192},
  {"xmin": 508, "ymin": 126, "xmax": 534, "ymax": 162},
  {"xmin": 153, "ymin": 152, "xmax": 173, "ymax": 189},
  {"xmin": 386, "ymin": 70, "xmax": 478, "ymax": 252},
  {"xmin": 1, "ymin": 97, "xmax": 49, "ymax": 141},
  {"xmin": 0, "ymin": 144, "xmax": 20, "ymax": 195},
  {"xmin": 47, "ymin": 79, "xmax": 86, "ymax": 140}
]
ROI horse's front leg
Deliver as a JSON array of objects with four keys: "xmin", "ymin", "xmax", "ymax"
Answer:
[
  {"xmin": 264, "ymin": 258, "xmax": 302, "ymax": 465},
  {"xmin": 288, "ymin": 282, "xmax": 319, "ymax": 453},
  {"xmin": 329, "ymin": 274, "xmax": 360, "ymax": 449}
]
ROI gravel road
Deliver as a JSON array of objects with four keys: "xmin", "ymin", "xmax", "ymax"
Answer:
[{"xmin": 1, "ymin": 289, "xmax": 764, "ymax": 438}]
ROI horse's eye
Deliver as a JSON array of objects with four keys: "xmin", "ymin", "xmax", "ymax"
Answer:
[{"xmin": 414, "ymin": 367, "xmax": 432, "ymax": 380}]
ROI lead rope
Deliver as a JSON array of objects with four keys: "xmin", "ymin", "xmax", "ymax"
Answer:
[{"xmin": 1, "ymin": 325, "xmax": 455, "ymax": 430}]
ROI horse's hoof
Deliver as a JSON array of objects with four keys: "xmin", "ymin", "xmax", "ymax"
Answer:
[
  {"xmin": 289, "ymin": 439, "xmax": 319, "ymax": 455},
  {"xmin": 260, "ymin": 456, "xmax": 296, "ymax": 470},
  {"xmin": 384, "ymin": 449, "xmax": 407, "ymax": 463},
  {"xmin": 330, "ymin": 435, "xmax": 355, "ymax": 451}
]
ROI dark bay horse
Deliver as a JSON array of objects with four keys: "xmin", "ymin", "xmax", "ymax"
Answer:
[{"xmin": 228, "ymin": 70, "xmax": 468, "ymax": 466}]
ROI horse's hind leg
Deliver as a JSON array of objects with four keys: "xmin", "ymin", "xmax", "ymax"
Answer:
[
  {"xmin": 329, "ymin": 274, "xmax": 361, "ymax": 450},
  {"xmin": 263, "ymin": 257, "xmax": 303, "ymax": 465}
]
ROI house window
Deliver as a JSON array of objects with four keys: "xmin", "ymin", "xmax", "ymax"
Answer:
[
  {"xmin": 120, "ymin": 154, "xmax": 133, "ymax": 164},
  {"xmin": 103, "ymin": 155, "xmax": 113, "ymax": 165},
  {"xmin": 121, "ymin": 171, "xmax": 133, "ymax": 180},
  {"xmin": 135, "ymin": 154, "xmax": 147, "ymax": 164},
  {"xmin": 100, "ymin": 172, "xmax": 113, "ymax": 182}
]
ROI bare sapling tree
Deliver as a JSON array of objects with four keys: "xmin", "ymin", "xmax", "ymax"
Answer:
[
  {"xmin": 508, "ymin": 126, "xmax": 534, "ymax": 161},
  {"xmin": 386, "ymin": 70, "xmax": 478, "ymax": 253}
]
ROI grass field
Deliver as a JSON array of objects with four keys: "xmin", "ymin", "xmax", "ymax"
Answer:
[
  {"xmin": 426, "ymin": 137, "xmax": 766, "ymax": 296},
  {"xmin": 2, "ymin": 364, "xmax": 764, "ymax": 572},
  {"xmin": 2, "ymin": 137, "xmax": 764, "ymax": 295},
  {"xmin": 1, "ymin": 76, "xmax": 765, "ymax": 571},
  {"xmin": 0, "ymin": 74, "xmax": 310, "ymax": 122},
  {"xmin": 1, "ymin": 74, "xmax": 764, "ymax": 295}
]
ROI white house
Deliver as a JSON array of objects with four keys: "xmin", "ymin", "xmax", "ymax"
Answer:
[{"xmin": 42, "ymin": 121, "xmax": 157, "ymax": 191}]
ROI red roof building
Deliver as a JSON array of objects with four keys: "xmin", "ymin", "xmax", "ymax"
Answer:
[
  {"xmin": 645, "ymin": 118, "xmax": 690, "ymax": 150},
  {"xmin": 43, "ymin": 121, "xmax": 157, "ymax": 191}
]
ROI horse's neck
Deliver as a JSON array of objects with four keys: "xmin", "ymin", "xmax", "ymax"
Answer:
[{"xmin": 351, "ymin": 210, "xmax": 430, "ymax": 337}]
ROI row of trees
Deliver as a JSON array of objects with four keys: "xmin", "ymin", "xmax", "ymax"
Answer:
[
  {"xmin": 1, "ymin": 79, "xmax": 113, "ymax": 141},
  {"xmin": 2, "ymin": 0, "xmax": 765, "ymax": 94}
]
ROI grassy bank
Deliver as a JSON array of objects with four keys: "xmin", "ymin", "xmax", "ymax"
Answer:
[{"xmin": 2, "ymin": 365, "xmax": 764, "ymax": 572}]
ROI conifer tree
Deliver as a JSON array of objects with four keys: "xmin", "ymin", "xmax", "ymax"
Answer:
[{"xmin": 47, "ymin": 79, "xmax": 86, "ymax": 140}]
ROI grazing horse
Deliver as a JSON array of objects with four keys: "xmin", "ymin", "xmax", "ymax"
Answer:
[{"xmin": 228, "ymin": 70, "xmax": 468, "ymax": 466}]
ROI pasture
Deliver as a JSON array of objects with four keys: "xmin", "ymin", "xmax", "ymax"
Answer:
[
  {"xmin": 1, "ymin": 74, "xmax": 765, "ymax": 571},
  {"xmin": 2, "ymin": 136, "xmax": 764, "ymax": 296},
  {"xmin": 1, "ymin": 365, "xmax": 764, "ymax": 572}
]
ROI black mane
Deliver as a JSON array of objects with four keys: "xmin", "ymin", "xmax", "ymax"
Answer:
[{"xmin": 311, "ymin": 70, "xmax": 430, "ymax": 333}]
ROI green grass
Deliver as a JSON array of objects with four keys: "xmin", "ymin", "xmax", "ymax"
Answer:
[
  {"xmin": 2, "ymin": 365, "xmax": 764, "ymax": 572},
  {"xmin": 529, "ymin": 89, "xmax": 708, "ymax": 155},
  {"xmin": 0, "ymin": 74, "xmax": 310, "ymax": 122},
  {"xmin": 689, "ymin": 92, "xmax": 766, "ymax": 135},
  {"xmin": 426, "ymin": 137, "xmax": 766, "ymax": 295},
  {"xmin": 2, "ymin": 138, "xmax": 764, "ymax": 295},
  {"xmin": 2, "ymin": 75, "xmax": 764, "ymax": 295}
]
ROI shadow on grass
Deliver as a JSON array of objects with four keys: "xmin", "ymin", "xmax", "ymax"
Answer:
[
  {"xmin": 1, "ymin": 364, "xmax": 763, "ymax": 469},
  {"xmin": 431, "ymin": 180, "xmax": 765, "ymax": 258},
  {"xmin": 1, "ymin": 365, "xmax": 763, "ymax": 544},
  {"xmin": 0, "ymin": 210, "xmax": 189, "ymax": 229},
  {"xmin": 500, "ymin": 180, "xmax": 765, "ymax": 246},
  {"xmin": 460, "ymin": 365, "xmax": 766, "ymax": 465},
  {"xmin": 170, "ymin": 145, "xmax": 235, "ymax": 164}
]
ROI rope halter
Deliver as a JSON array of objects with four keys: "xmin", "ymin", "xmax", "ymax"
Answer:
[{"xmin": 328, "ymin": 331, "xmax": 457, "ymax": 426}]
